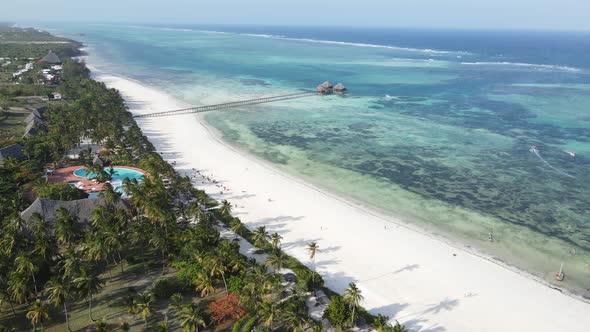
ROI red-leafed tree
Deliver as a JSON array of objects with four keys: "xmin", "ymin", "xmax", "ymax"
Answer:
[{"xmin": 208, "ymin": 292, "xmax": 246, "ymax": 324}]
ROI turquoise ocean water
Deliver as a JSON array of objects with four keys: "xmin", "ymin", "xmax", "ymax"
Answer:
[{"xmin": 46, "ymin": 24, "xmax": 590, "ymax": 295}]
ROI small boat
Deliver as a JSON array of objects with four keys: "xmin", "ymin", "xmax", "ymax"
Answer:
[
  {"xmin": 555, "ymin": 263, "xmax": 565, "ymax": 281},
  {"xmin": 567, "ymin": 151, "xmax": 576, "ymax": 157},
  {"xmin": 529, "ymin": 145, "xmax": 538, "ymax": 153}
]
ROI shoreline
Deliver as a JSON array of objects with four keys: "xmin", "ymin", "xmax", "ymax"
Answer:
[
  {"xmin": 196, "ymin": 113, "xmax": 586, "ymax": 299},
  {"xmin": 92, "ymin": 70, "xmax": 590, "ymax": 331}
]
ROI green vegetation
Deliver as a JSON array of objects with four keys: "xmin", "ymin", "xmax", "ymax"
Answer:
[
  {"xmin": 0, "ymin": 25, "xmax": 81, "ymax": 59},
  {"xmin": 34, "ymin": 183, "xmax": 89, "ymax": 200}
]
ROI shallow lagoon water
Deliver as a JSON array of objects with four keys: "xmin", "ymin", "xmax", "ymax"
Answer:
[{"xmin": 49, "ymin": 24, "xmax": 590, "ymax": 294}]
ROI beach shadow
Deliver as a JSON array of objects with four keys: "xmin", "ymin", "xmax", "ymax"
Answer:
[
  {"xmin": 421, "ymin": 298, "xmax": 459, "ymax": 315},
  {"xmin": 393, "ymin": 264, "xmax": 420, "ymax": 274},
  {"xmin": 319, "ymin": 245, "xmax": 341, "ymax": 254},
  {"xmin": 227, "ymin": 193, "xmax": 257, "ymax": 200},
  {"xmin": 403, "ymin": 317, "xmax": 447, "ymax": 332},
  {"xmin": 253, "ymin": 215, "xmax": 305, "ymax": 224},
  {"xmin": 371, "ymin": 302, "xmax": 409, "ymax": 318},
  {"xmin": 396, "ymin": 297, "xmax": 460, "ymax": 322},
  {"xmin": 231, "ymin": 211, "xmax": 250, "ymax": 217},
  {"xmin": 314, "ymin": 257, "xmax": 340, "ymax": 268},
  {"xmin": 281, "ymin": 237, "xmax": 322, "ymax": 250},
  {"xmin": 264, "ymin": 222, "xmax": 289, "ymax": 232}
]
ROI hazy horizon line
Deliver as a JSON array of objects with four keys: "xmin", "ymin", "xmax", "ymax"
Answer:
[{"xmin": 7, "ymin": 20, "xmax": 590, "ymax": 34}]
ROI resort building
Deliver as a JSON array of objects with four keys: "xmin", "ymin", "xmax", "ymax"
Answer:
[
  {"xmin": 22, "ymin": 106, "xmax": 47, "ymax": 137},
  {"xmin": 317, "ymin": 81, "xmax": 334, "ymax": 94},
  {"xmin": 12, "ymin": 62, "xmax": 34, "ymax": 77},
  {"xmin": 333, "ymin": 83, "xmax": 347, "ymax": 93},
  {"xmin": 93, "ymin": 155, "xmax": 107, "ymax": 166},
  {"xmin": 20, "ymin": 197, "xmax": 130, "ymax": 226},
  {"xmin": 39, "ymin": 50, "xmax": 62, "ymax": 64},
  {"xmin": 49, "ymin": 92, "xmax": 62, "ymax": 100},
  {"xmin": 0, "ymin": 144, "xmax": 26, "ymax": 165}
]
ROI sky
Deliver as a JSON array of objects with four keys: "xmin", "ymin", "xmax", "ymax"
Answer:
[{"xmin": 2, "ymin": 0, "xmax": 589, "ymax": 31}]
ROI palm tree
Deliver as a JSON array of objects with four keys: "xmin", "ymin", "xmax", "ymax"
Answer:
[
  {"xmin": 283, "ymin": 302, "xmax": 308, "ymax": 331},
  {"xmin": 99, "ymin": 182, "xmax": 121, "ymax": 205},
  {"xmin": 169, "ymin": 293, "xmax": 184, "ymax": 312},
  {"xmin": 307, "ymin": 242, "xmax": 319, "ymax": 261},
  {"xmin": 230, "ymin": 219, "xmax": 245, "ymax": 239},
  {"xmin": 309, "ymin": 320, "xmax": 325, "ymax": 332},
  {"xmin": 219, "ymin": 199, "xmax": 232, "ymax": 216},
  {"xmin": 343, "ymin": 282, "xmax": 364, "ymax": 326},
  {"xmin": 194, "ymin": 272, "xmax": 215, "ymax": 297},
  {"xmin": 392, "ymin": 321, "xmax": 408, "ymax": 332},
  {"xmin": 241, "ymin": 265, "xmax": 273, "ymax": 310},
  {"xmin": 0, "ymin": 226, "xmax": 19, "ymax": 256},
  {"xmin": 134, "ymin": 292, "xmax": 154, "ymax": 330},
  {"xmin": 178, "ymin": 303, "xmax": 206, "ymax": 332},
  {"xmin": 7, "ymin": 272, "xmax": 29, "ymax": 304},
  {"xmin": 372, "ymin": 314, "xmax": 392, "ymax": 332},
  {"xmin": 270, "ymin": 233, "xmax": 282, "ymax": 251},
  {"xmin": 26, "ymin": 299, "xmax": 49, "ymax": 332},
  {"xmin": 156, "ymin": 314, "xmax": 170, "ymax": 332},
  {"xmin": 73, "ymin": 269, "xmax": 104, "ymax": 322},
  {"xmin": 55, "ymin": 207, "xmax": 81, "ymax": 247},
  {"xmin": 307, "ymin": 242, "xmax": 319, "ymax": 293},
  {"xmin": 265, "ymin": 250, "xmax": 287, "ymax": 272},
  {"xmin": 252, "ymin": 226, "xmax": 269, "ymax": 248},
  {"xmin": 59, "ymin": 249, "xmax": 82, "ymax": 279},
  {"xmin": 258, "ymin": 300, "xmax": 280, "ymax": 331},
  {"xmin": 122, "ymin": 177, "xmax": 134, "ymax": 197},
  {"xmin": 15, "ymin": 254, "xmax": 39, "ymax": 298},
  {"xmin": 30, "ymin": 213, "xmax": 55, "ymax": 260},
  {"xmin": 44, "ymin": 278, "xmax": 73, "ymax": 332},
  {"xmin": 187, "ymin": 201, "xmax": 206, "ymax": 224},
  {"xmin": 206, "ymin": 254, "xmax": 228, "ymax": 293}
]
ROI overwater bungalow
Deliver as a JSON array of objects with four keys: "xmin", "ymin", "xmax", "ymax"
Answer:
[
  {"xmin": 333, "ymin": 83, "xmax": 347, "ymax": 93},
  {"xmin": 317, "ymin": 81, "xmax": 333, "ymax": 94}
]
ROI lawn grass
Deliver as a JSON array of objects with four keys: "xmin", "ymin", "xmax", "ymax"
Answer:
[
  {"xmin": 0, "ymin": 246, "xmax": 233, "ymax": 332},
  {"xmin": 1, "ymin": 249, "xmax": 182, "ymax": 331}
]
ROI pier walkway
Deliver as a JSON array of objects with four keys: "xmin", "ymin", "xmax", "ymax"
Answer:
[{"xmin": 133, "ymin": 91, "xmax": 315, "ymax": 118}]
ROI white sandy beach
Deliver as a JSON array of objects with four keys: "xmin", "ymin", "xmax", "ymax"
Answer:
[{"xmin": 96, "ymin": 73, "xmax": 590, "ymax": 332}]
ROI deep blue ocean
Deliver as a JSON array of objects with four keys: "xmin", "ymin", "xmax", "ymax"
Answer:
[{"xmin": 149, "ymin": 24, "xmax": 590, "ymax": 69}]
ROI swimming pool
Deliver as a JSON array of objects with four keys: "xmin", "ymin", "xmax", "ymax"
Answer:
[
  {"xmin": 73, "ymin": 167, "xmax": 145, "ymax": 197},
  {"xmin": 73, "ymin": 167, "xmax": 144, "ymax": 181}
]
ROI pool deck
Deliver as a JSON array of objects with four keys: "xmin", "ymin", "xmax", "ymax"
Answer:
[{"xmin": 47, "ymin": 165, "xmax": 145, "ymax": 194}]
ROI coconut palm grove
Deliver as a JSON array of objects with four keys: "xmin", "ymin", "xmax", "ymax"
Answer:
[{"xmin": 0, "ymin": 25, "xmax": 409, "ymax": 331}]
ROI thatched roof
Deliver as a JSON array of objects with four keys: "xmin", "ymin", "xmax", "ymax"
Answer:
[
  {"xmin": 93, "ymin": 155, "xmax": 105, "ymax": 165},
  {"xmin": 0, "ymin": 144, "xmax": 25, "ymax": 164},
  {"xmin": 23, "ymin": 121, "xmax": 40, "ymax": 137},
  {"xmin": 333, "ymin": 83, "xmax": 346, "ymax": 92},
  {"xmin": 40, "ymin": 50, "xmax": 61, "ymax": 64},
  {"xmin": 25, "ymin": 112, "xmax": 43, "ymax": 125},
  {"xmin": 321, "ymin": 81, "xmax": 333, "ymax": 89},
  {"xmin": 20, "ymin": 197, "xmax": 130, "ymax": 226},
  {"xmin": 26, "ymin": 106, "xmax": 47, "ymax": 118}
]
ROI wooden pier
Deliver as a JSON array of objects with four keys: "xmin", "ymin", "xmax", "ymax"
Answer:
[{"xmin": 133, "ymin": 91, "xmax": 316, "ymax": 118}]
